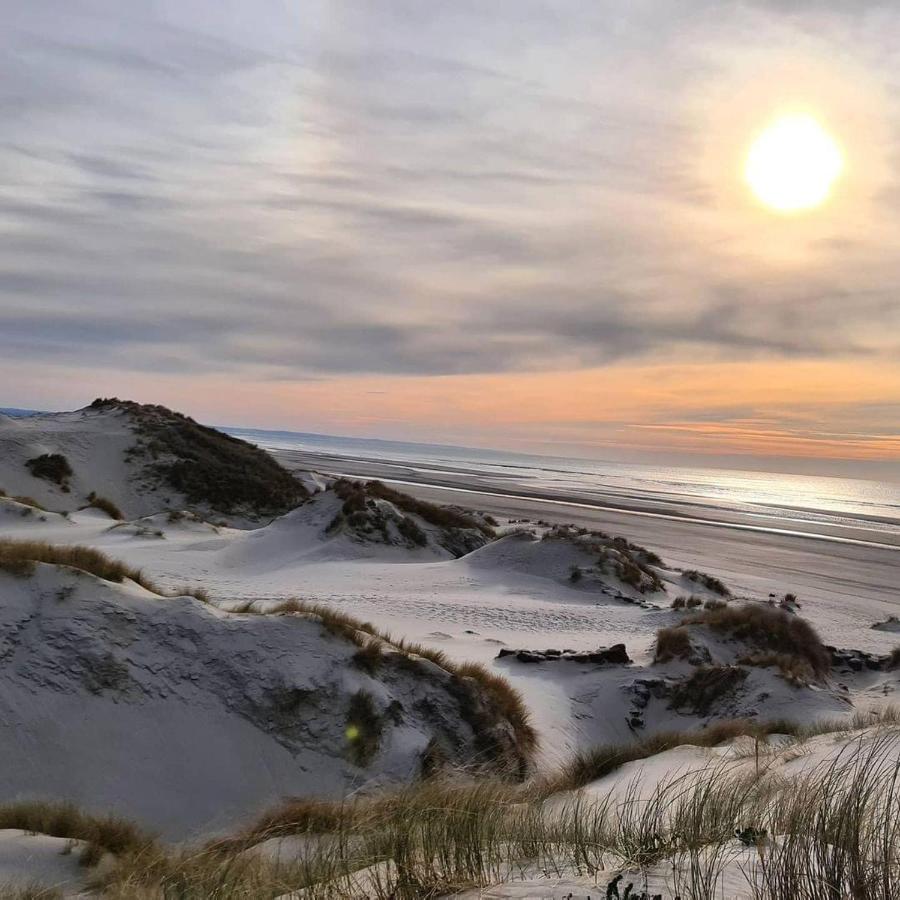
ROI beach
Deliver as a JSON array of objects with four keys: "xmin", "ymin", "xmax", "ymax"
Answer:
[{"xmin": 272, "ymin": 444, "xmax": 900, "ymax": 644}]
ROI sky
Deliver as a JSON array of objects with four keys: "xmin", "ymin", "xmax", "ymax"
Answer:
[{"xmin": 2, "ymin": 1, "xmax": 900, "ymax": 479}]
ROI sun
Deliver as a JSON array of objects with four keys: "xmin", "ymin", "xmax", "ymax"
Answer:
[{"xmin": 744, "ymin": 114, "xmax": 844, "ymax": 214}]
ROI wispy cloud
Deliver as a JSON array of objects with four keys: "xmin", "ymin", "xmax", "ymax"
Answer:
[{"xmin": 1, "ymin": 1, "xmax": 900, "ymax": 471}]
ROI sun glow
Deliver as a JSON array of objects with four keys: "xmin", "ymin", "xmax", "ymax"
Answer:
[{"xmin": 744, "ymin": 114, "xmax": 844, "ymax": 213}]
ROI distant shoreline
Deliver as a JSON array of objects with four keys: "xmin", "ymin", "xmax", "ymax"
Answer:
[{"xmin": 272, "ymin": 447, "xmax": 900, "ymax": 552}]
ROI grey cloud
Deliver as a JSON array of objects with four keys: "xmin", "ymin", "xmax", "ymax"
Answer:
[{"xmin": 0, "ymin": 0, "xmax": 898, "ymax": 385}]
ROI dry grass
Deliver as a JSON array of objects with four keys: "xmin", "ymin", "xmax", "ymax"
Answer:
[
  {"xmin": 0, "ymin": 800, "xmax": 152, "ymax": 859},
  {"xmin": 366, "ymin": 480, "xmax": 493, "ymax": 535},
  {"xmin": 685, "ymin": 603, "xmax": 830, "ymax": 677},
  {"xmin": 0, "ymin": 540, "xmax": 159, "ymax": 592},
  {"xmin": 85, "ymin": 492, "xmax": 124, "ymax": 520},
  {"xmin": 352, "ymin": 636, "xmax": 385, "ymax": 673},
  {"xmin": 541, "ymin": 717, "xmax": 801, "ymax": 794},
  {"xmin": 334, "ymin": 479, "xmax": 493, "ymax": 537},
  {"xmin": 172, "ymin": 584, "xmax": 211, "ymax": 604},
  {"xmin": 654, "ymin": 625, "xmax": 693, "ymax": 662},
  {"xmin": 31, "ymin": 716, "xmax": 900, "ymax": 899},
  {"xmin": 198, "ymin": 717, "xmax": 878, "ymax": 898},
  {"xmin": 682, "ymin": 569, "xmax": 730, "ymax": 596},
  {"xmin": 9, "ymin": 496, "xmax": 46, "ymax": 511},
  {"xmin": 0, "ymin": 884, "xmax": 63, "ymax": 900},
  {"xmin": 669, "ymin": 665, "xmax": 749, "ymax": 715},
  {"xmin": 737, "ymin": 651, "xmax": 816, "ymax": 684},
  {"xmin": 224, "ymin": 598, "xmax": 537, "ymax": 767}
]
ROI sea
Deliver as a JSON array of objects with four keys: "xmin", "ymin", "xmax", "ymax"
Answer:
[
  {"xmin": 225, "ymin": 426, "xmax": 900, "ymax": 539},
  {"xmin": 6, "ymin": 407, "xmax": 895, "ymax": 540}
]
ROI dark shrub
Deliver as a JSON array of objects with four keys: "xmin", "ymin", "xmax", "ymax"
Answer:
[
  {"xmin": 346, "ymin": 690, "xmax": 383, "ymax": 766},
  {"xmin": 365, "ymin": 480, "xmax": 493, "ymax": 536},
  {"xmin": 683, "ymin": 569, "xmax": 730, "ymax": 596},
  {"xmin": 101, "ymin": 400, "xmax": 309, "ymax": 517},
  {"xmin": 26, "ymin": 453, "xmax": 73, "ymax": 487},
  {"xmin": 669, "ymin": 665, "xmax": 748, "ymax": 715},
  {"xmin": 397, "ymin": 515, "xmax": 428, "ymax": 547}
]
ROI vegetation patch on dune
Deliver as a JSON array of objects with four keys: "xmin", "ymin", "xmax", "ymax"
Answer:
[
  {"xmin": 0, "ymin": 800, "xmax": 153, "ymax": 863},
  {"xmin": 226, "ymin": 598, "xmax": 537, "ymax": 773},
  {"xmin": 89, "ymin": 398, "xmax": 309, "ymax": 518},
  {"xmin": 655, "ymin": 603, "xmax": 830, "ymax": 682},
  {"xmin": 543, "ymin": 525, "xmax": 664, "ymax": 594},
  {"xmin": 25, "ymin": 453, "xmax": 73, "ymax": 491},
  {"xmin": 185, "ymin": 719, "xmax": 900, "ymax": 899},
  {"xmin": 654, "ymin": 624, "xmax": 694, "ymax": 663},
  {"xmin": 669, "ymin": 664, "xmax": 749, "ymax": 716},
  {"xmin": 23, "ymin": 714, "xmax": 900, "ymax": 898},
  {"xmin": 85, "ymin": 492, "xmax": 124, "ymax": 520},
  {"xmin": 541, "ymin": 717, "xmax": 800, "ymax": 794},
  {"xmin": 684, "ymin": 603, "xmax": 830, "ymax": 677},
  {"xmin": 682, "ymin": 569, "xmax": 730, "ymax": 596},
  {"xmin": 1, "ymin": 494, "xmax": 48, "ymax": 513},
  {"xmin": 327, "ymin": 479, "xmax": 492, "ymax": 555},
  {"xmin": 365, "ymin": 480, "xmax": 493, "ymax": 535},
  {"xmin": 0, "ymin": 539, "xmax": 158, "ymax": 592}
]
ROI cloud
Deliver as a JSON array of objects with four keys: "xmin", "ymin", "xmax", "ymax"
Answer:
[{"xmin": 0, "ymin": 0, "xmax": 899, "ymax": 415}]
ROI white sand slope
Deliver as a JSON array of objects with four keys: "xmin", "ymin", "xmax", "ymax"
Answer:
[
  {"xmin": 0, "ymin": 564, "xmax": 529, "ymax": 840},
  {"xmin": 2, "ymin": 499, "xmax": 895, "ymax": 770},
  {"xmin": 219, "ymin": 490, "xmax": 467, "ymax": 567},
  {"xmin": 0, "ymin": 830, "xmax": 94, "ymax": 897},
  {"xmin": 0, "ymin": 406, "xmax": 145, "ymax": 516},
  {"xmin": 0, "ymin": 402, "xmax": 310, "ymax": 526},
  {"xmin": 3, "ymin": 401, "xmax": 900, "ymax": 895}
]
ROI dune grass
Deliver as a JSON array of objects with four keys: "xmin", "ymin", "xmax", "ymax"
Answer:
[
  {"xmin": 14, "ymin": 713, "xmax": 900, "ymax": 899},
  {"xmin": 0, "ymin": 885, "xmax": 63, "ymax": 900},
  {"xmin": 682, "ymin": 569, "xmax": 730, "ymax": 596},
  {"xmin": 668, "ymin": 664, "xmax": 749, "ymax": 716},
  {"xmin": 96, "ymin": 726, "xmax": 900, "ymax": 900},
  {"xmin": 684, "ymin": 603, "xmax": 831, "ymax": 677},
  {"xmin": 333, "ymin": 478, "xmax": 493, "ymax": 537},
  {"xmin": 223, "ymin": 598, "xmax": 537, "ymax": 768},
  {"xmin": 0, "ymin": 540, "xmax": 159, "ymax": 592},
  {"xmin": 539, "ymin": 717, "xmax": 802, "ymax": 795},
  {"xmin": 656, "ymin": 603, "xmax": 830, "ymax": 683},
  {"xmin": 85, "ymin": 492, "xmax": 124, "ymax": 520},
  {"xmin": 95, "ymin": 398, "xmax": 309, "ymax": 517},
  {"xmin": 0, "ymin": 800, "xmax": 153, "ymax": 862},
  {"xmin": 6, "ymin": 496, "xmax": 46, "ymax": 512},
  {"xmin": 888, "ymin": 646, "xmax": 900, "ymax": 670},
  {"xmin": 654, "ymin": 624, "xmax": 694, "ymax": 662}
]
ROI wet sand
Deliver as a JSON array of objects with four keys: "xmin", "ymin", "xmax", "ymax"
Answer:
[{"xmin": 275, "ymin": 447, "xmax": 900, "ymax": 624}]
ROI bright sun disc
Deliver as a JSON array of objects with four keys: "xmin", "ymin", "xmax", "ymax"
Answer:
[{"xmin": 744, "ymin": 114, "xmax": 844, "ymax": 213}]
